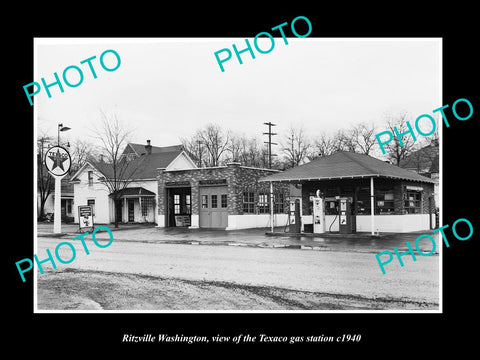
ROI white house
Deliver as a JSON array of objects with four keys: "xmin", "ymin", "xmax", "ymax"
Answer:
[{"xmin": 69, "ymin": 141, "xmax": 197, "ymax": 225}]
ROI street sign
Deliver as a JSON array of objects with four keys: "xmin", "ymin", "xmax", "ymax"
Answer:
[
  {"xmin": 78, "ymin": 205, "xmax": 94, "ymax": 229},
  {"xmin": 44, "ymin": 145, "xmax": 71, "ymax": 177}
]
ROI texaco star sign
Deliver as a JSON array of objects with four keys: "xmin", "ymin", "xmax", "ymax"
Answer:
[{"xmin": 44, "ymin": 146, "xmax": 71, "ymax": 177}]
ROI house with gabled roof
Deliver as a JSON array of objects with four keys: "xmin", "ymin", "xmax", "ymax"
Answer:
[
  {"xmin": 121, "ymin": 141, "xmax": 186, "ymax": 159},
  {"xmin": 69, "ymin": 141, "xmax": 197, "ymax": 225},
  {"xmin": 260, "ymin": 151, "xmax": 437, "ymax": 233}
]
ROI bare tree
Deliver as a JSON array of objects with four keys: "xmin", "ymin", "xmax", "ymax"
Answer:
[
  {"xmin": 337, "ymin": 129, "xmax": 357, "ymax": 152},
  {"xmin": 196, "ymin": 123, "xmax": 230, "ymax": 167},
  {"xmin": 309, "ymin": 122, "xmax": 377, "ymax": 160},
  {"xmin": 90, "ymin": 110, "xmax": 139, "ymax": 228},
  {"xmin": 281, "ymin": 125, "xmax": 311, "ymax": 168},
  {"xmin": 382, "ymin": 111, "xmax": 417, "ymax": 165},
  {"xmin": 37, "ymin": 134, "xmax": 55, "ymax": 220},
  {"xmin": 236, "ymin": 136, "xmax": 265, "ymax": 167},
  {"xmin": 225, "ymin": 134, "xmax": 243, "ymax": 163},
  {"xmin": 310, "ymin": 132, "xmax": 336, "ymax": 158},
  {"xmin": 423, "ymin": 125, "xmax": 440, "ymax": 147},
  {"xmin": 350, "ymin": 122, "xmax": 377, "ymax": 155},
  {"xmin": 310, "ymin": 130, "xmax": 356, "ymax": 158},
  {"xmin": 329, "ymin": 129, "xmax": 353, "ymax": 153},
  {"xmin": 180, "ymin": 135, "xmax": 206, "ymax": 167},
  {"xmin": 182, "ymin": 129, "xmax": 267, "ymax": 168},
  {"xmin": 70, "ymin": 139, "xmax": 95, "ymax": 174}
]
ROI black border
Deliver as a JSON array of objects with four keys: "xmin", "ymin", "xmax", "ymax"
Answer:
[{"xmin": 7, "ymin": 4, "xmax": 479, "ymax": 354}]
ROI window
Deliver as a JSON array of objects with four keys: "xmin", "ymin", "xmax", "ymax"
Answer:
[
  {"xmin": 355, "ymin": 187, "xmax": 370, "ymax": 215},
  {"xmin": 404, "ymin": 190, "xmax": 421, "ymax": 214},
  {"xmin": 186, "ymin": 195, "xmax": 191, "ymax": 214},
  {"xmin": 355, "ymin": 187, "xmax": 397, "ymax": 215},
  {"xmin": 221, "ymin": 194, "xmax": 228, "ymax": 208},
  {"xmin": 376, "ymin": 191, "xmax": 395, "ymax": 214},
  {"xmin": 87, "ymin": 199, "xmax": 95, "ymax": 216},
  {"xmin": 201, "ymin": 195, "xmax": 208, "ymax": 209},
  {"xmin": 274, "ymin": 193, "xmax": 285, "ymax": 214},
  {"xmin": 243, "ymin": 191, "xmax": 255, "ymax": 213},
  {"xmin": 174, "ymin": 194, "xmax": 180, "ymax": 214},
  {"xmin": 211, "ymin": 194, "xmax": 218, "ymax": 208},
  {"xmin": 141, "ymin": 197, "xmax": 155, "ymax": 216},
  {"xmin": 66, "ymin": 200, "xmax": 72, "ymax": 214},
  {"xmin": 88, "ymin": 171, "xmax": 93, "ymax": 186},
  {"xmin": 258, "ymin": 193, "xmax": 270, "ymax": 214}
]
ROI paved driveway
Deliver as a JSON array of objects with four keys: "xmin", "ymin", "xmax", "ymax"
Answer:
[{"xmin": 36, "ymin": 222, "xmax": 441, "ymax": 254}]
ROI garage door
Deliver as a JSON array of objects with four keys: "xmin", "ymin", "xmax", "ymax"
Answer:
[{"xmin": 199, "ymin": 186, "xmax": 228, "ymax": 228}]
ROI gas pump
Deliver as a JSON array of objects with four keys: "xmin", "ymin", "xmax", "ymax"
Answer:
[
  {"xmin": 338, "ymin": 197, "xmax": 355, "ymax": 234},
  {"xmin": 312, "ymin": 190, "xmax": 325, "ymax": 233},
  {"xmin": 288, "ymin": 198, "xmax": 301, "ymax": 233}
]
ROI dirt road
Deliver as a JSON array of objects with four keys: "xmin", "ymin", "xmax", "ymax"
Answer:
[{"xmin": 36, "ymin": 236, "xmax": 440, "ymax": 311}]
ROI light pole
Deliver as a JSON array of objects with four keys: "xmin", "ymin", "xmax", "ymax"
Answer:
[
  {"xmin": 58, "ymin": 123, "xmax": 71, "ymax": 146},
  {"xmin": 53, "ymin": 123, "xmax": 71, "ymax": 234}
]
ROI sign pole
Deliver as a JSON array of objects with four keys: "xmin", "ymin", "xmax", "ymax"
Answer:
[
  {"xmin": 370, "ymin": 176, "xmax": 375, "ymax": 235},
  {"xmin": 270, "ymin": 181, "xmax": 274, "ymax": 233},
  {"xmin": 53, "ymin": 176, "xmax": 63, "ymax": 233}
]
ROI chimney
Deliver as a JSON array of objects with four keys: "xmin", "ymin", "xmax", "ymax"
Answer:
[{"xmin": 145, "ymin": 140, "xmax": 152, "ymax": 155}]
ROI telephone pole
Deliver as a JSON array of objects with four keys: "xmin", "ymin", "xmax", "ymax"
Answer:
[{"xmin": 263, "ymin": 122, "xmax": 277, "ymax": 169}]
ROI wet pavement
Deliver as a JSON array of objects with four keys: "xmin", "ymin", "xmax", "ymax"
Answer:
[{"xmin": 36, "ymin": 222, "xmax": 440, "ymax": 255}]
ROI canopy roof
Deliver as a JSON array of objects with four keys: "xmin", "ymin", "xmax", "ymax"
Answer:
[
  {"xmin": 260, "ymin": 151, "xmax": 435, "ymax": 183},
  {"xmin": 110, "ymin": 187, "xmax": 155, "ymax": 198}
]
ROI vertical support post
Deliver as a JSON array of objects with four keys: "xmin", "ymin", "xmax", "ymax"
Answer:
[
  {"xmin": 370, "ymin": 177, "xmax": 375, "ymax": 235},
  {"xmin": 428, "ymin": 195, "xmax": 433, "ymax": 230},
  {"xmin": 270, "ymin": 181, "xmax": 274, "ymax": 233},
  {"xmin": 123, "ymin": 197, "xmax": 127, "ymax": 223},
  {"xmin": 53, "ymin": 176, "xmax": 62, "ymax": 234}
]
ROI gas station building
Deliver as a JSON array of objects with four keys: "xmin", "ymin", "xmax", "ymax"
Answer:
[
  {"xmin": 157, "ymin": 162, "xmax": 291, "ymax": 230},
  {"xmin": 259, "ymin": 151, "xmax": 437, "ymax": 234}
]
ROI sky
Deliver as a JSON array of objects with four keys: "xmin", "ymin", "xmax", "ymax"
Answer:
[{"xmin": 34, "ymin": 38, "xmax": 441, "ymax": 153}]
